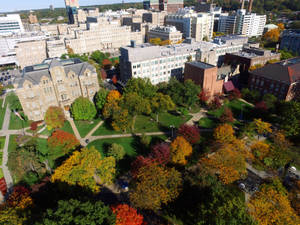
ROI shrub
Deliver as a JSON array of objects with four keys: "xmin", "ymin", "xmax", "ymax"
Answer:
[{"xmin": 107, "ymin": 143, "xmax": 126, "ymax": 161}]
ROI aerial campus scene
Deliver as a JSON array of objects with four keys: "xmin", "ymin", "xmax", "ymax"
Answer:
[{"xmin": 0, "ymin": 0, "xmax": 299, "ymax": 224}]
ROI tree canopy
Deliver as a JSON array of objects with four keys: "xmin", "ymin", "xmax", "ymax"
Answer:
[{"xmin": 71, "ymin": 97, "xmax": 97, "ymax": 121}]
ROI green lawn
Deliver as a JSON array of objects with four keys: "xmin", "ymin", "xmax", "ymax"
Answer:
[
  {"xmin": 58, "ymin": 121, "xmax": 74, "ymax": 134},
  {"xmin": 0, "ymin": 99, "xmax": 7, "ymax": 130},
  {"xmin": 87, "ymin": 137, "xmax": 138, "ymax": 157},
  {"xmin": 93, "ymin": 112, "xmax": 192, "ymax": 136},
  {"xmin": 207, "ymin": 99, "xmax": 254, "ymax": 120},
  {"xmin": 0, "ymin": 151, "xmax": 2, "ymax": 165},
  {"xmin": 74, "ymin": 118, "xmax": 102, "ymax": 138},
  {"xmin": 9, "ymin": 111, "xmax": 30, "ymax": 130},
  {"xmin": 198, "ymin": 117, "xmax": 216, "ymax": 129},
  {"xmin": 8, "ymin": 135, "xmax": 18, "ymax": 153},
  {"xmin": 0, "ymin": 136, "xmax": 5, "ymax": 149},
  {"xmin": 0, "ymin": 168, "xmax": 3, "ymax": 179},
  {"xmin": 39, "ymin": 127, "xmax": 53, "ymax": 136}
]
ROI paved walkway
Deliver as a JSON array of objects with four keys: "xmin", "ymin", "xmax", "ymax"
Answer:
[
  {"xmin": 84, "ymin": 120, "xmax": 103, "ymax": 139},
  {"xmin": 186, "ymin": 109, "xmax": 207, "ymax": 126},
  {"xmin": 67, "ymin": 118, "xmax": 86, "ymax": 146}
]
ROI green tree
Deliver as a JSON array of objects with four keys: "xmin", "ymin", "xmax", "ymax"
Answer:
[
  {"xmin": 71, "ymin": 97, "xmax": 97, "ymax": 121},
  {"xmin": 121, "ymin": 92, "xmax": 151, "ymax": 130},
  {"xmin": 94, "ymin": 89, "xmax": 108, "ymax": 113},
  {"xmin": 107, "ymin": 143, "xmax": 125, "ymax": 161},
  {"xmin": 277, "ymin": 101, "xmax": 300, "ymax": 137},
  {"xmin": 262, "ymin": 93, "xmax": 277, "ymax": 110},
  {"xmin": 37, "ymin": 199, "xmax": 116, "ymax": 225},
  {"xmin": 124, "ymin": 78, "xmax": 157, "ymax": 99},
  {"xmin": 151, "ymin": 93, "xmax": 175, "ymax": 122},
  {"xmin": 45, "ymin": 106, "xmax": 65, "ymax": 130}
]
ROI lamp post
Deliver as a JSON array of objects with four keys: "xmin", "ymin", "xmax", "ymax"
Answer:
[{"xmin": 170, "ymin": 125, "xmax": 175, "ymax": 138}]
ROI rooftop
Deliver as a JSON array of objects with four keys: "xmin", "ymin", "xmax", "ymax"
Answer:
[{"xmin": 186, "ymin": 61, "xmax": 215, "ymax": 69}]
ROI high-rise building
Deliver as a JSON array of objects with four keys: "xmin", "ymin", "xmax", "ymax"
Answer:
[
  {"xmin": 166, "ymin": 9, "xmax": 214, "ymax": 41},
  {"xmin": 0, "ymin": 14, "xmax": 24, "ymax": 36},
  {"xmin": 218, "ymin": 9, "xmax": 266, "ymax": 37},
  {"xmin": 50, "ymin": 5, "xmax": 54, "ymax": 11},
  {"xmin": 65, "ymin": 0, "xmax": 80, "ymax": 24},
  {"xmin": 144, "ymin": 0, "xmax": 183, "ymax": 13}
]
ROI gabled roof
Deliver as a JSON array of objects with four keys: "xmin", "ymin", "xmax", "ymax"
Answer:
[{"xmin": 250, "ymin": 58, "xmax": 300, "ymax": 84}]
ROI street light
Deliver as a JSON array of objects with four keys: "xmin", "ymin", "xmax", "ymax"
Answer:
[{"xmin": 170, "ymin": 125, "xmax": 175, "ymax": 138}]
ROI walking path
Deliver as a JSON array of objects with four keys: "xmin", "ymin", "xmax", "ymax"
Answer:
[
  {"xmin": 84, "ymin": 120, "xmax": 103, "ymax": 139},
  {"xmin": 67, "ymin": 118, "xmax": 86, "ymax": 146},
  {"xmin": 186, "ymin": 109, "xmax": 207, "ymax": 126},
  {"xmin": 1, "ymin": 105, "xmax": 13, "ymax": 193}
]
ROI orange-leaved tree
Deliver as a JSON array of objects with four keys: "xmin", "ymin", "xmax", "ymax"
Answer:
[
  {"xmin": 106, "ymin": 90, "xmax": 121, "ymax": 102},
  {"xmin": 112, "ymin": 204, "xmax": 144, "ymax": 225},
  {"xmin": 253, "ymin": 118, "xmax": 272, "ymax": 137},
  {"xmin": 51, "ymin": 146, "xmax": 116, "ymax": 192},
  {"xmin": 170, "ymin": 136, "xmax": 193, "ymax": 165},
  {"xmin": 263, "ymin": 28, "xmax": 280, "ymax": 42},
  {"xmin": 250, "ymin": 141, "xmax": 270, "ymax": 161},
  {"xmin": 199, "ymin": 139, "xmax": 253, "ymax": 184},
  {"xmin": 248, "ymin": 183, "xmax": 300, "ymax": 225},
  {"xmin": 47, "ymin": 130, "xmax": 80, "ymax": 155},
  {"xmin": 213, "ymin": 123, "xmax": 235, "ymax": 144},
  {"xmin": 44, "ymin": 106, "xmax": 65, "ymax": 130},
  {"xmin": 130, "ymin": 163, "xmax": 182, "ymax": 210}
]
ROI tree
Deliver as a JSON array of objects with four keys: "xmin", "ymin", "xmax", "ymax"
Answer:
[
  {"xmin": 45, "ymin": 106, "xmax": 65, "ymax": 130},
  {"xmin": 37, "ymin": 199, "xmax": 116, "ymax": 225},
  {"xmin": 198, "ymin": 89, "xmax": 210, "ymax": 104},
  {"xmin": 94, "ymin": 89, "xmax": 108, "ymax": 113},
  {"xmin": 262, "ymin": 93, "xmax": 277, "ymax": 110},
  {"xmin": 51, "ymin": 147, "xmax": 116, "ymax": 192},
  {"xmin": 151, "ymin": 93, "xmax": 175, "ymax": 122},
  {"xmin": 150, "ymin": 142, "xmax": 170, "ymax": 165},
  {"xmin": 121, "ymin": 92, "xmax": 151, "ymax": 130},
  {"xmin": 106, "ymin": 90, "xmax": 121, "ymax": 102},
  {"xmin": 253, "ymin": 118, "xmax": 272, "ymax": 137},
  {"xmin": 241, "ymin": 88, "xmax": 260, "ymax": 103},
  {"xmin": 111, "ymin": 107, "xmax": 131, "ymax": 132},
  {"xmin": 130, "ymin": 164, "xmax": 182, "ymax": 210},
  {"xmin": 248, "ymin": 183, "xmax": 300, "ymax": 225},
  {"xmin": 47, "ymin": 130, "xmax": 80, "ymax": 155},
  {"xmin": 277, "ymin": 101, "xmax": 300, "ymax": 137},
  {"xmin": 229, "ymin": 88, "xmax": 241, "ymax": 100},
  {"xmin": 107, "ymin": 143, "xmax": 125, "ymax": 161},
  {"xmin": 199, "ymin": 139, "xmax": 253, "ymax": 184},
  {"xmin": 102, "ymin": 100, "xmax": 120, "ymax": 120},
  {"xmin": 219, "ymin": 107, "xmax": 234, "ymax": 123},
  {"xmin": 251, "ymin": 141, "xmax": 270, "ymax": 161},
  {"xmin": 255, "ymin": 101, "xmax": 268, "ymax": 112},
  {"xmin": 263, "ymin": 28, "xmax": 280, "ymax": 42},
  {"xmin": 112, "ymin": 204, "xmax": 144, "ymax": 225},
  {"xmin": 208, "ymin": 95, "xmax": 222, "ymax": 110},
  {"xmin": 102, "ymin": 58, "xmax": 112, "ymax": 70},
  {"xmin": 213, "ymin": 123, "xmax": 235, "ymax": 144},
  {"xmin": 170, "ymin": 136, "xmax": 193, "ymax": 165},
  {"xmin": 183, "ymin": 80, "xmax": 201, "ymax": 108},
  {"xmin": 177, "ymin": 124, "xmax": 200, "ymax": 144},
  {"xmin": 124, "ymin": 78, "xmax": 157, "ymax": 99},
  {"xmin": 130, "ymin": 156, "xmax": 155, "ymax": 178},
  {"xmin": 71, "ymin": 97, "xmax": 97, "ymax": 121}
]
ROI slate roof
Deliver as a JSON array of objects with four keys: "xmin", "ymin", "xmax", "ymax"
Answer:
[
  {"xmin": 250, "ymin": 58, "xmax": 300, "ymax": 84},
  {"xmin": 14, "ymin": 58, "xmax": 96, "ymax": 88}
]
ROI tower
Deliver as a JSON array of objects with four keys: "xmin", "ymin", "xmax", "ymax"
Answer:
[
  {"xmin": 65, "ymin": 0, "xmax": 79, "ymax": 24},
  {"xmin": 248, "ymin": 0, "xmax": 253, "ymax": 13}
]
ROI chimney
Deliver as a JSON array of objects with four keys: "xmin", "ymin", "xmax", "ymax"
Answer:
[
  {"xmin": 241, "ymin": 0, "xmax": 245, "ymax": 9},
  {"xmin": 248, "ymin": 0, "xmax": 253, "ymax": 13}
]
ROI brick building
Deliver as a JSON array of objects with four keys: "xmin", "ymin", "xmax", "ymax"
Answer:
[
  {"xmin": 184, "ymin": 61, "xmax": 239, "ymax": 98},
  {"xmin": 249, "ymin": 58, "xmax": 300, "ymax": 101}
]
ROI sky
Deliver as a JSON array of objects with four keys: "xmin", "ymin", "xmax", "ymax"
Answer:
[{"xmin": 0, "ymin": 0, "xmax": 142, "ymax": 13}]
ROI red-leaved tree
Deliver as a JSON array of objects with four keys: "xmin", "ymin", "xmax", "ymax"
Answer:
[
  {"xmin": 131, "ymin": 156, "xmax": 155, "ymax": 178},
  {"xmin": 229, "ymin": 88, "xmax": 241, "ymax": 100},
  {"xmin": 177, "ymin": 124, "xmax": 201, "ymax": 144},
  {"xmin": 6, "ymin": 186, "xmax": 32, "ymax": 209},
  {"xmin": 112, "ymin": 204, "xmax": 145, "ymax": 225},
  {"xmin": 209, "ymin": 96, "xmax": 222, "ymax": 110},
  {"xmin": 47, "ymin": 130, "xmax": 80, "ymax": 154},
  {"xmin": 255, "ymin": 101, "xmax": 268, "ymax": 112},
  {"xmin": 219, "ymin": 107, "xmax": 234, "ymax": 123},
  {"xmin": 150, "ymin": 142, "xmax": 170, "ymax": 165},
  {"xmin": 198, "ymin": 89, "xmax": 210, "ymax": 104}
]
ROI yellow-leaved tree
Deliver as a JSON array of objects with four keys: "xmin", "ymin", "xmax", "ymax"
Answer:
[
  {"xmin": 248, "ymin": 183, "xmax": 300, "ymax": 225},
  {"xmin": 250, "ymin": 141, "xmax": 270, "ymax": 160},
  {"xmin": 200, "ymin": 139, "xmax": 253, "ymax": 184},
  {"xmin": 51, "ymin": 146, "xmax": 116, "ymax": 192},
  {"xmin": 254, "ymin": 118, "xmax": 272, "ymax": 137},
  {"xmin": 213, "ymin": 123, "xmax": 235, "ymax": 144},
  {"xmin": 170, "ymin": 136, "xmax": 193, "ymax": 165}
]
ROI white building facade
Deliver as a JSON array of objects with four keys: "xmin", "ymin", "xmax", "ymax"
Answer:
[{"xmin": 0, "ymin": 14, "xmax": 24, "ymax": 36}]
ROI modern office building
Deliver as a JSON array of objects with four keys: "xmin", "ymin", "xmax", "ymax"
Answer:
[
  {"xmin": 249, "ymin": 58, "xmax": 300, "ymax": 101},
  {"xmin": 166, "ymin": 9, "xmax": 214, "ymax": 41},
  {"xmin": 14, "ymin": 58, "xmax": 99, "ymax": 121},
  {"xmin": 144, "ymin": 0, "xmax": 184, "ymax": 13},
  {"xmin": 65, "ymin": 0, "xmax": 80, "ymax": 24},
  {"xmin": 0, "ymin": 14, "xmax": 24, "ymax": 36},
  {"xmin": 280, "ymin": 30, "xmax": 300, "ymax": 56},
  {"xmin": 120, "ymin": 40, "xmax": 208, "ymax": 84},
  {"xmin": 218, "ymin": 9, "xmax": 266, "ymax": 37},
  {"xmin": 147, "ymin": 26, "xmax": 182, "ymax": 44}
]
